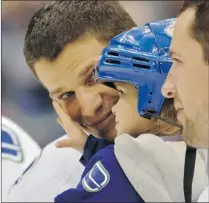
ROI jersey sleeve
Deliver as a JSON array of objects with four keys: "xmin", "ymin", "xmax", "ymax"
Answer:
[
  {"xmin": 79, "ymin": 135, "xmax": 114, "ymax": 166},
  {"xmin": 55, "ymin": 145, "xmax": 144, "ymax": 203},
  {"xmin": 2, "ymin": 116, "xmax": 41, "ymax": 202}
]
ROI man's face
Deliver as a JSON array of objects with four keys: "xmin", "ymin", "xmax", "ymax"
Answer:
[
  {"xmin": 162, "ymin": 8, "xmax": 209, "ymax": 148},
  {"xmin": 34, "ymin": 35, "xmax": 118, "ymax": 140}
]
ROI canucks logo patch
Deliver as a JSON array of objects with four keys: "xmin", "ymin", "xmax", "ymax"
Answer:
[
  {"xmin": 165, "ymin": 21, "xmax": 176, "ymax": 37},
  {"xmin": 1, "ymin": 126, "xmax": 23, "ymax": 162},
  {"xmin": 82, "ymin": 161, "xmax": 110, "ymax": 192}
]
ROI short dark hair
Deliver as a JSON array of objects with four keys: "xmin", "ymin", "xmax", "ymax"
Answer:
[
  {"xmin": 24, "ymin": 1, "xmax": 136, "ymax": 69},
  {"xmin": 180, "ymin": 0, "xmax": 209, "ymax": 64}
]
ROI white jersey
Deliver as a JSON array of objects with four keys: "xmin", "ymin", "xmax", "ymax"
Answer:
[
  {"xmin": 198, "ymin": 186, "xmax": 209, "ymax": 202},
  {"xmin": 1, "ymin": 116, "xmax": 41, "ymax": 202},
  {"xmin": 198, "ymin": 149, "xmax": 209, "ymax": 202},
  {"xmin": 7, "ymin": 134, "xmax": 84, "ymax": 202},
  {"xmin": 114, "ymin": 133, "xmax": 208, "ymax": 202}
]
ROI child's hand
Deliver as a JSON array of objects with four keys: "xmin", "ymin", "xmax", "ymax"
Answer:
[{"xmin": 53, "ymin": 101, "xmax": 88, "ymax": 153}]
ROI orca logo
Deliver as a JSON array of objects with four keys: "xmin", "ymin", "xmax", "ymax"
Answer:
[
  {"xmin": 165, "ymin": 21, "xmax": 176, "ymax": 37},
  {"xmin": 82, "ymin": 161, "xmax": 110, "ymax": 192},
  {"xmin": 2, "ymin": 126, "xmax": 23, "ymax": 162}
]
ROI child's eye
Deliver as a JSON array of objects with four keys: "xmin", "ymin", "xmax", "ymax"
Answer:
[
  {"xmin": 173, "ymin": 58, "xmax": 183, "ymax": 65},
  {"xmin": 118, "ymin": 89, "xmax": 124, "ymax": 96}
]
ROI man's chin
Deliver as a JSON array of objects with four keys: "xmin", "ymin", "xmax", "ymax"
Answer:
[
  {"xmin": 185, "ymin": 138, "xmax": 209, "ymax": 148},
  {"xmin": 96, "ymin": 114, "xmax": 117, "ymax": 140},
  {"xmin": 183, "ymin": 118, "xmax": 209, "ymax": 148}
]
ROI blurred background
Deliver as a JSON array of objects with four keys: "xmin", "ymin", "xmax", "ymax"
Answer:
[{"xmin": 2, "ymin": 1, "xmax": 183, "ymax": 148}]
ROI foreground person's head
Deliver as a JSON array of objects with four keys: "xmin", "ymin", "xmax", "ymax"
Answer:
[
  {"xmin": 24, "ymin": 1, "xmax": 137, "ymax": 140},
  {"xmin": 162, "ymin": 1, "xmax": 209, "ymax": 148}
]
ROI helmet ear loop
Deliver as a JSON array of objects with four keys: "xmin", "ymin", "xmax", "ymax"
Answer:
[{"xmin": 139, "ymin": 89, "xmax": 183, "ymax": 129}]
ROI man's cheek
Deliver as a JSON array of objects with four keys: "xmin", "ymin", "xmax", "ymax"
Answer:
[
  {"xmin": 179, "ymin": 81, "xmax": 195, "ymax": 120},
  {"xmin": 65, "ymin": 100, "xmax": 82, "ymax": 122}
]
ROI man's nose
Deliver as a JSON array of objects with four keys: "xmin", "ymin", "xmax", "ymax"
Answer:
[
  {"xmin": 76, "ymin": 85, "xmax": 102, "ymax": 117},
  {"xmin": 161, "ymin": 73, "xmax": 176, "ymax": 98}
]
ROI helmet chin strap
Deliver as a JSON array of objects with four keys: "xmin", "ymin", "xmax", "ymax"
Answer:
[
  {"xmin": 143, "ymin": 110, "xmax": 183, "ymax": 129},
  {"xmin": 153, "ymin": 114, "xmax": 183, "ymax": 129}
]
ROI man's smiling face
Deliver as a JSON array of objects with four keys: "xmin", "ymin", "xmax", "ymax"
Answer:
[{"xmin": 34, "ymin": 35, "xmax": 119, "ymax": 140}]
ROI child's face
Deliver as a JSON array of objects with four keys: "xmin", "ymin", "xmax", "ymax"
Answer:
[{"xmin": 112, "ymin": 82, "xmax": 155, "ymax": 137}]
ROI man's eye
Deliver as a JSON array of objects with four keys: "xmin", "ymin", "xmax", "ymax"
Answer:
[{"xmin": 60, "ymin": 91, "xmax": 75, "ymax": 100}]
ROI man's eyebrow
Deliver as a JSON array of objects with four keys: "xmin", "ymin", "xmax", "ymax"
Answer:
[
  {"xmin": 78, "ymin": 62, "xmax": 95, "ymax": 77},
  {"xmin": 49, "ymin": 87, "xmax": 63, "ymax": 99},
  {"xmin": 49, "ymin": 62, "xmax": 96, "ymax": 98}
]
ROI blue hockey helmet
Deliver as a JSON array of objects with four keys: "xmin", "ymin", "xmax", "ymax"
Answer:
[{"xmin": 95, "ymin": 18, "xmax": 176, "ymax": 119}]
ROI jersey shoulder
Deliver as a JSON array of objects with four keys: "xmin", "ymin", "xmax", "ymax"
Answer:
[
  {"xmin": 2, "ymin": 116, "xmax": 41, "ymax": 201},
  {"xmin": 2, "ymin": 116, "xmax": 41, "ymax": 163}
]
